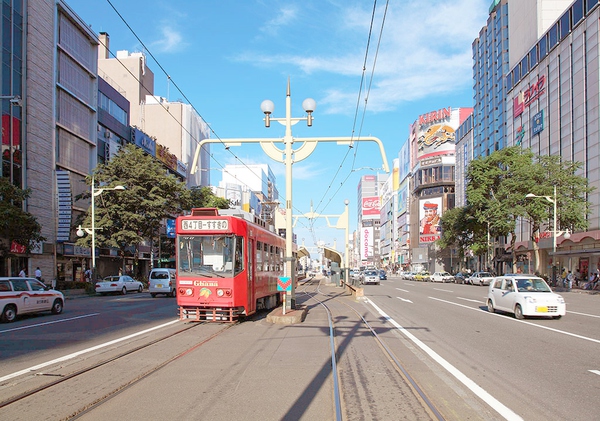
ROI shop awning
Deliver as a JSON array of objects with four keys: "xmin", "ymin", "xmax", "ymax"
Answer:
[
  {"xmin": 322, "ymin": 246, "xmax": 342, "ymax": 265},
  {"xmin": 297, "ymin": 246, "xmax": 310, "ymax": 259}
]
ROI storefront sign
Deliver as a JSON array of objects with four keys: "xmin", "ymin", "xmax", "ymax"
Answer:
[
  {"xmin": 532, "ymin": 110, "xmax": 544, "ymax": 135},
  {"xmin": 513, "ymin": 75, "xmax": 546, "ymax": 118}
]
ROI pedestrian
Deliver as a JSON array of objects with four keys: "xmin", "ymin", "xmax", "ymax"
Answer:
[
  {"xmin": 35, "ymin": 266, "xmax": 42, "ymax": 281},
  {"xmin": 566, "ymin": 271, "xmax": 574, "ymax": 291},
  {"xmin": 84, "ymin": 268, "xmax": 92, "ymax": 283},
  {"xmin": 18, "ymin": 267, "xmax": 26, "ymax": 277}
]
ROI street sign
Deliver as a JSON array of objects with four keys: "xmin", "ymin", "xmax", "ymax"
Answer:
[{"xmin": 277, "ymin": 276, "xmax": 292, "ymax": 291}]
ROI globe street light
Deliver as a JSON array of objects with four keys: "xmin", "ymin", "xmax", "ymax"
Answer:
[
  {"xmin": 526, "ymin": 185, "xmax": 571, "ymax": 278},
  {"xmin": 77, "ymin": 175, "xmax": 125, "ymax": 281}
]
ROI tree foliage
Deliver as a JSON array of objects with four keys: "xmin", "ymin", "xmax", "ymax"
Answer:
[
  {"xmin": 438, "ymin": 146, "xmax": 592, "ymax": 272},
  {"xmin": 186, "ymin": 186, "xmax": 230, "ymax": 210},
  {"xmin": 0, "ymin": 177, "xmax": 46, "ymax": 257},
  {"xmin": 75, "ymin": 145, "xmax": 191, "ymax": 262},
  {"xmin": 75, "ymin": 145, "xmax": 230, "ymax": 269}
]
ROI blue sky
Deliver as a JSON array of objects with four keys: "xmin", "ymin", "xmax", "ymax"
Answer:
[{"xmin": 67, "ymin": 0, "xmax": 490, "ymax": 257}]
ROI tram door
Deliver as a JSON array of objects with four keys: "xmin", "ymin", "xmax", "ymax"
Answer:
[{"xmin": 247, "ymin": 238, "xmax": 256, "ymax": 314}]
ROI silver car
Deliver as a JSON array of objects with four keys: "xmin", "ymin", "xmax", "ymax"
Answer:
[{"xmin": 362, "ymin": 270, "xmax": 380, "ymax": 285}]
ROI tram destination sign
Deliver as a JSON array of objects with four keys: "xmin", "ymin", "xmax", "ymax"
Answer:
[{"xmin": 180, "ymin": 219, "xmax": 229, "ymax": 231}]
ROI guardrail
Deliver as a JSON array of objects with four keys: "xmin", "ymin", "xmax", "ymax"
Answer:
[{"xmin": 343, "ymin": 281, "xmax": 364, "ymax": 299}]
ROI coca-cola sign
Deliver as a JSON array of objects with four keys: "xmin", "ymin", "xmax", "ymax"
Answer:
[{"xmin": 362, "ymin": 197, "xmax": 380, "ymax": 216}]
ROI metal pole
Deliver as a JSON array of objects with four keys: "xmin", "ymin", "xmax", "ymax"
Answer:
[
  {"xmin": 284, "ymin": 82, "xmax": 295, "ymax": 309},
  {"xmin": 91, "ymin": 175, "xmax": 96, "ymax": 282},
  {"xmin": 345, "ymin": 200, "xmax": 349, "ymax": 287},
  {"xmin": 553, "ymin": 184, "xmax": 557, "ymax": 254}
]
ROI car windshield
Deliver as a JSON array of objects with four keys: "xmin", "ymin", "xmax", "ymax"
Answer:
[
  {"xmin": 103, "ymin": 276, "xmax": 121, "ymax": 282},
  {"xmin": 516, "ymin": 278, "xmax": 551, "ymax": 292},
  {"xmin": 366, "ymin": 271, "xmax": 377, "ymax": 276},
  {"xmin": 480, "ymin": 272, "xmax": 492, "ymax": 277}
]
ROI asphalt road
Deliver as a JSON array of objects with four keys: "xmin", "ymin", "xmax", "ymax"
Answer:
[
  {"xmin": 1, "ymin": 282, "xmax": 599, "ymax": 420},
  {"xmin": 359, "ymin": 275, "xmax": 600, "ymax": 421}
]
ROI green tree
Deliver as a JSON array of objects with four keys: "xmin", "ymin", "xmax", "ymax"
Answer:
[
  {"xmin": 76, "ymin": 144, "xmax": 190, "ymax": 274},
  {"xmin": 185, "ymin": 186, "xmax": 230, "ymax": 210},
  {"xmin": 440, "ymin": 146, "xmax": 592, "ymax": 273},
  {"xmin": 0, "ymin": 177, "xmax": 46, "ymax": 258}
]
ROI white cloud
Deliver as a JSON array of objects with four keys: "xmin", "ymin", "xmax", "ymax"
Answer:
[
  {"xmin": 238, "ymin": 0, "xmax": 487, "ymax": 114},
  {"xmin": 260, "ymin": 5, "xmax": 299, "ymax": 36},
  {"xmin": 150, "ymin": 25, "xmax": 187, "ymax": 53}
]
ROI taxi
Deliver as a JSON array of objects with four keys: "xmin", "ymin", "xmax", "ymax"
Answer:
[{"xmin": 0, "ymin": 277, "xmax": 64, "ymax": 322}]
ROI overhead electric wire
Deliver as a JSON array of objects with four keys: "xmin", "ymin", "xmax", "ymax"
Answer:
[{"xmin": 101, "ymin": 0, "xmax": 315, "ymax": 234}]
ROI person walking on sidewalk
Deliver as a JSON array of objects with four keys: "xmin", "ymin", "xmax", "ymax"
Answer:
[
  {"xmin": 19, "ymin": 267, "xmax": 26, "ymax": 277},
  {"xmin": 35, "ymin": 267, "xmax": 42, "ymax": 281}
]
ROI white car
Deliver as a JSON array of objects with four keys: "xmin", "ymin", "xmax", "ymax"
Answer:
[
  {"xmin": 467, "ymin": 271, "xmax": 495, "ymax": 286},
  {"xmin": 431, "ymin": 271, "xmax": 454, "ymax": 283},
  {"xmin": 362, "ymin": 270, "xmax": 380, "ymax": 285},
  {"xmin": 96, "ymin": 275, "xmax": 144, "ymax": 295},
  {"xmin": 0, "ymin": 277, "xmax": 64, "ymax": 323},
  {"xmin": 487, "ymin": 275, "xmax": 566, "ymax": 319}
]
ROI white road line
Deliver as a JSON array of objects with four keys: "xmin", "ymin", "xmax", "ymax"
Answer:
[
  {"xmin": 396, "ymin": 297, "xmax": 413, "ymax": 303},
  {"xmin": 568, "ymin": 311, "xmax": 600, "ymax": 319},
  {"xmin": 429, "ymin": 296, "xmax": 600, "ymax": 344},
  {"xmin": 457, "ymin": 297, "xmax": 483, "ymax": 303},
  {"xmin": 589, "ymin": 370, "xmax": 600, "ymax": 376},
  {"xmin": 395, "ymin": 288, "xmax": 410, "ymax": 293},
  {"xmin": 433, "ymin": 288, "xmax": 453, "ymax": 293},
  {"xmin": 365, "ymin": 298, "xmax": 523, "ymax": 421},
  {"xmin": 0, "ymin": 313, "xmax": 100, "ymax": 334},
  {"xmin": 0, "ymin": 319, "xmax": 180, "ymax": 383}
]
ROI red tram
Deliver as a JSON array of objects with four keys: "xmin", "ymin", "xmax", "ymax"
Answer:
[{"xmin": 176, "ymin": 208, "xmax": 291, "ymax": 322}]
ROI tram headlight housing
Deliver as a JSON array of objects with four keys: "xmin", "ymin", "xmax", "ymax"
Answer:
[{"xmin": 216, "ymin": 288, "xmax": 231, "ymax": 297}]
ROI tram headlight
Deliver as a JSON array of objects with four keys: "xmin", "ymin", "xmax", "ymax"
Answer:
[
  {"xmin": 183, "ymin": 288, "xmax": 193, "ymax": 296},
  {"xmin": 216, "ymin": 288, "xmax": 231, "ymax": 297}
]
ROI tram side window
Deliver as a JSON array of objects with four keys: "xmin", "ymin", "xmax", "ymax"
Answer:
[
  {"xmin": 234, "ymin": 236, "xmax": 244, "ymax": 274},
  {"xmin": 256, "ymin": 241, "xmax": 263, "ymax": 270}
]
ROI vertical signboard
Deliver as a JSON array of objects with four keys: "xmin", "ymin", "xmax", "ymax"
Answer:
[
  {"xmin": 361, "ymin": 226, "xmax": 374, "ymax": 261},
  {"xmin": 56, "ymin": 170, "xmax": 72, "ymax": 242}
]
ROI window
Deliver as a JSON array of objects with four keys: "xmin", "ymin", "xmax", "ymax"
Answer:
[
  {"xmin": 559, "ymin": 11, "xmax": 571, "ymax": 40},
  {"xmin": 548, "ymin": 23, "xmax": 559, "ymax": 48},
  {"xmin": 529, "ymin": 45, "xmax": 538, "ymax": 68},
  {"xmin": 539, "ymin": 35, "xmax": 548, "ymax": 60},
  {"xmin": 587, "ymin": 0, "xmax": 598, "ymax": 14},
  {"xmin": 11, "ymin": 279, "xmax": 28, "ymax": 291},
  {"xmin": 572, "ymin": 0, "xmax": 584, "ymax": 25},
  {"xmin": 0, "ymin": 281, "xmax": 11, "ymax": 292},
  {"xmin": 520, "ymin": 56, "xmax": 529, "ymax": 76},
  {"xmin": 27, "ymin": 280, "xmax": 45, "ymax": 291}
]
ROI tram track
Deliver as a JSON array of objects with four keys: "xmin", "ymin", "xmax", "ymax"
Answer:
[
  {"xmin": 298, "ymin": 276, "xmax": 445, "ymax": 421},
  {"xmin": 0, "ymin": 321, "xmax": 236, "ymax": 419}
]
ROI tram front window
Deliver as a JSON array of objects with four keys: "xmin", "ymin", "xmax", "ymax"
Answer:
[{"xmin": 178, "ymin": 235, "xmax": 241, "ymax": 277}]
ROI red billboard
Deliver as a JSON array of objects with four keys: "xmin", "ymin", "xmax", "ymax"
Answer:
[{"xmin": 362, "ymin": 197, "xmax": 380, "ymax": 216}]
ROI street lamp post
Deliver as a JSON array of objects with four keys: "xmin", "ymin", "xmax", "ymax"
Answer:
[
  {"xmin": 77, "ymin": 175, "xmax": 125, "ymax": 281},
  {"xmin": 526, "ymin": 185, "xmax": 571, "ymax": 281},
  {"xmin": 190, "ymin": 80, "xmax": 389, "ymax": 309}
]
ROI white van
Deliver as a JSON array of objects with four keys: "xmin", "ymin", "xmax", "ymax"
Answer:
[{"xmin": 148, "ymin": 268, "xmax": 176, "ymax": 298}]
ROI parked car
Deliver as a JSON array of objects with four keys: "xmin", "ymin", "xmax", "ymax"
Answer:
[
  {"xmin": 454, "ymin": 272, "xmax": 468, "ymax": 284},
  {"xmin": 431, "ymin": 271, "xmax": 454, "ymax": 283},
  {"xmin": 95, "ymin": 275, "xmax": 144, "ymax": 295},
  {"xmin": 487, "ymin": 275, "xmax": 566, "ymax": 319},
  {"xmin": 378, "ymin": 270, "xmax": 387, "ymax": 281},
  {"xmin": 148, "ymin": 268, "xmax": 176, "ymax": 298},
  {"xmin": 362, "ymin": 270, "xmax": 380, "ymax": 285},
  {"xmin": 403, "ymin": 272, "xmax": 415, "ymax": 281},
  {"xmin": 0, "ymin": 277, "xmax": 64, "ymax": 323},
  {"xmin": 414, "ymin": 271, "xmax": 431, "ymax": 282},
  {"xmin": 467, "ymin": 271, "xmax": 494, "ymax": 286}
]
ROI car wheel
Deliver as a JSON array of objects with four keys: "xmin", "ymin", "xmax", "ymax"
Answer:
[
  {"xmin": 51, "ymin": 299, "xmax": 64, "ymax": 315},
  {"xmin": 1, "ymin": 304, "xmax": 17, "ymax": 323},
  {"xmin": 138, "ymin": 285, "xmax": 143, "ymax": 293},
  {"xmin": 151, "ymin": 293, "xmax": 157, "ymax": 298},
  {"xmin": 514, "ymin": 304, "xmax": 525, "ymax": 319},
  {"xmin": 171, "ymin": 289, "xmax": 176, "ymax": 298},
  {"xmin": 552, "ymin": 315, "xmax": 562, "ymax": 320},
  {"xmin": 487, "ymin": 300, "xmax": 495, "ymax": 313},
  {"xmin": 121, "ymin": 287, "xmax": 127, "ymax": 295}
]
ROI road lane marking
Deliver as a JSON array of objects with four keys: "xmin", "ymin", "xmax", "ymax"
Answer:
[
  {"xmin": 0, "ymin": 319, "xmax": 180, "ymax": 383},
  {"xmin": 395, "ymin": 288, "xmax": 410, "ymax": 293},
  {"xmin": 365, "ymin": 298, "xmax": 523, "ymax": 421},
  {"xmin": 429, "ymin": 296, "xmax": 600, "ymax": 344},
  {"xmin": 568, "ymin": 311, "xmax": 600, "ymax": 318},
  {"xmin": 589, "ymin": 370, "xmax": 600, "ymax": 376},
  {"xmin": 0, "ymin": 313, "xmax": 100, "ymax": 334},
  {"xmin": 396, "ymin": 297, "xmax": 413, "ymax": 303},
  {"xmin": 433, "ymin": 288, "xmax": 453, "ymax": 293},
  {"xmin": 457, "ymin": 297, "xmax": 483, "ymax": 303}
]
